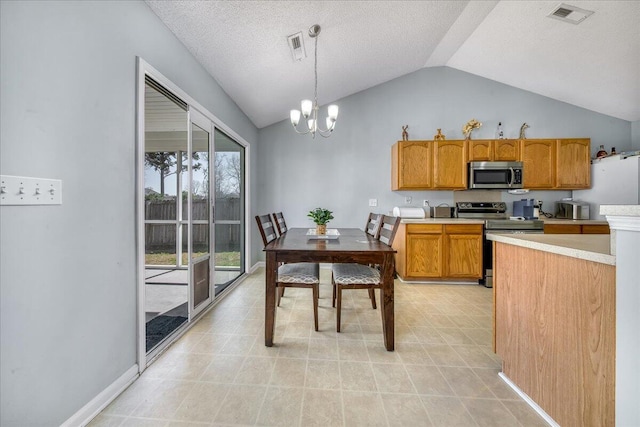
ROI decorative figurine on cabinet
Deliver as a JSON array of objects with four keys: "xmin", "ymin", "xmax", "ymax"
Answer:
[
  {"xmin": 462, "ymin": 119, "xmax": 482, "ymax": 140},
  {"xmin": 519, "ymin": 123, "xmax": 530, "ymax": 139},
  {"xmin": 401, "ymin": 125, "xmax": 409, "ymax": 141},
  {"xmin": 434, "ymin": 129, "xmax": 446, "ymax": 140}
]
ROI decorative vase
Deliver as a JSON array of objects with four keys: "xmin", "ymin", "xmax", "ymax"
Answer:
[{"xmin": 316, "ymin": 224, "xmax": 327, "ymax": 235}]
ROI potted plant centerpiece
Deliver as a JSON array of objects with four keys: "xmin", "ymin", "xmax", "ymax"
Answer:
[{"xmin": 308, "ymin": 207, "xmax": 334, "ymax": 235}]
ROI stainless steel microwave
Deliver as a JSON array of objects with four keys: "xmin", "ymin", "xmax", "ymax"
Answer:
[{"xmin": 468, "ymin": 161, "xmax": 523, "ymax": 189}]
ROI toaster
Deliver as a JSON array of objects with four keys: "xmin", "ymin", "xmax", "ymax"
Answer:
[{"xmin": 555, "ymin": 201, "xmax": 590, "ymax": 220}]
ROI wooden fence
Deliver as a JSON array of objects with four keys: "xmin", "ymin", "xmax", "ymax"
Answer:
[{"xmin": 145, "ymin": 197, "xmax": 241, "ymax": 252}]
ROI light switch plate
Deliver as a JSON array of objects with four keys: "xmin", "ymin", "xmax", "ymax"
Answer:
[
  {"xmin": 369, "ymin": 198, "xmax": 377, "ymax": 207},
  {"xmin": 0, "ymin": 175, "xmax": 62, "ymax": 205}
]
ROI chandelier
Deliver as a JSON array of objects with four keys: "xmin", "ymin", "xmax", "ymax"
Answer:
[{"xmin": 290, "ymin": 24, "xmax": 339, "ymax": 139}]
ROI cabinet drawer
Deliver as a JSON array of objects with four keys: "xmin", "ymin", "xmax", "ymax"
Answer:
[
  {"xmin": 444, "ymin": 224, "xmax": 483, "ymax": 234},
  {"xmin": 406, "ymin": 224, "xmax": 442, "ymax": 234},
  {"xmin": 582, "ymin": 224, "xmax": 610, "ymax": 234},
  {"xmin": 544, "ymin": 224, "xmax": 581, "ymax": 234}
]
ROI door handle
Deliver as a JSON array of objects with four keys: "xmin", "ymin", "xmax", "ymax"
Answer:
[{"xmin": 508, "ymin": 167, "xmax": 515, "ymax": 187}]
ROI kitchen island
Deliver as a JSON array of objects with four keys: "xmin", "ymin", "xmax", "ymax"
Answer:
[{"xmin": 487, "ymin": 232, "xmax": 615, "ymax": 426}]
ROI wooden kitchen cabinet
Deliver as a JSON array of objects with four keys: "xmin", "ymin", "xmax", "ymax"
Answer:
[
  {"xmin": 433, "ymin": 140, "xmax": 467, "ymax": 189},
  {"xmin": 545, "ymin": 223, "xmax": 610, "ymax": 234},
  {"xmin": 556, "ymin": 139, "xmax": 591, "ymax": 189},
  {"xmin": 521, "ymin": 139, "xmax": 556, "ymax": 189},
  {"xmin": 468, "ymin": 139, "xmax": 519, "ymax": 162},
  {"xmin": 444, "ymin": 224, "xmax": 483, "ymax": 278},
  {"xmin": 391, "ymin": 141, "xmax": 432, "ymax": 190},
  {"xmin": 394, "ymin": 222, "xmax": 483, "ymax": 280}
]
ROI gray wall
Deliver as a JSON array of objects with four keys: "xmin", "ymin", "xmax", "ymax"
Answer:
[
  {"xmin": 255, "ymin": 66, "xmax": 632, "ymax": 262},
  {"xmin": 0, "ymin": 1, "xmax": 257, "ymax": 425},
  {"xmin": 633, "ymin": 120, "xmax": 640, "ymax": 148}
]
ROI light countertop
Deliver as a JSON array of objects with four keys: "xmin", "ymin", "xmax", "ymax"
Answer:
[
  {"xmin": 486, "ymin": 233, "xmax": 615, "ymax": 265},
  {"xmin": 600, "ymin": 204, "xmax": 640, "ymax": 217},
  {"xmin": 541, "ymin": 218, "xmax": 609, "ymax": 225},
  {"xmin": 400, "ymin": 218, "xmax": 485, "ymax": 224}
]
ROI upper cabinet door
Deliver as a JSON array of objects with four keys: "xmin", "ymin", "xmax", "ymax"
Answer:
[
  {"xmin": 521, "ymin": 139, "xmax": 556, "ymax": 189},
  {"xmin": 556, "ymin": 139, "xmax": 590, "ymax": 189},
  {"xmin": 494, "ymin": 139, "xmax": 520, "ymax": 161},
  {"xmin": 392, "ymin": 141, "xmax": 432, "ymax": 190},
  {"xmin": 433, "ymin": 140, "xmax": 467, "ymax": 189},
  {"xmin": 468, "ymin": 140, "xmax": 493, "ymax": 161}
]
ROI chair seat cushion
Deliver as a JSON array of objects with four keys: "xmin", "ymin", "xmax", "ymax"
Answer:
[
  {"xmin": 278, "ymin": 263, "xmax": 320, "ymax": 284},
  {"xmin": 332, "ymin": 263, "xmax": 380, "ymax": 285}
]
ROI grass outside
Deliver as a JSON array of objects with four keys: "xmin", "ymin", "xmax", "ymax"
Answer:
[{"xmin": 145, "ymin": 251, "xmax": 241, "ymax": 267}]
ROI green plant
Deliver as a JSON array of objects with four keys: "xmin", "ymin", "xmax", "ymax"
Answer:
[{"xmin": 307, "ymin": 208, "xmax": 334, "ymax": 225}]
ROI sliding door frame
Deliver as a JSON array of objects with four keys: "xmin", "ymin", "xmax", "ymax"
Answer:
[{"xmin": 135, "ymin": 57, "xmax": 251, "ymax": 372}]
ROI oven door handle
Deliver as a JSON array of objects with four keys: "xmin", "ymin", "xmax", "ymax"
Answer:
[{"xmin": 508, "ymin": 167, "xmax": 515, "ymax": 187}]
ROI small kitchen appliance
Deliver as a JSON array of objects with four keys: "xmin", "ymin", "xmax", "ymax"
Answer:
[
  {"xmin": 467, "ymin": 161, "xmax": 523, "ymax": 189},
  {"xmin": 513, "ymin": 199, "xmax": 539, "ymax": 219},
  {"xmin": 555, "ymin": 200, "xmax": 590, "ymax": 220}
]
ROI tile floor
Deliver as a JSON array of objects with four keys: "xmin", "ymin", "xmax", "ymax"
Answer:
[{"xmin": 91, "ymin": 268, "xmax": 548, "ymax": 426}]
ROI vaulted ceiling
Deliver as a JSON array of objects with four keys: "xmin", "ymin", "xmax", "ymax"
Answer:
[{"xmin": 146, "ymin": 1, "xmax": 640, "ymax": 128}]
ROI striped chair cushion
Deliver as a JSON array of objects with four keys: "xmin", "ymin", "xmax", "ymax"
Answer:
[
  {"xmin": 278, "ymin": 263, "xmax": 320, "ymax": 284},
  {"xmin": 332, "ymin": 263, "xmax": 380, "ymax": 285}
]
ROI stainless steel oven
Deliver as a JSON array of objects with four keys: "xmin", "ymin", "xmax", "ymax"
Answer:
[
  {"xmin": 456, "ymin": 202, "xmax": 543, "ymax": 288},
  {"xmin": 468, "ymin": 161, "xmax": 523, "ymax": 189}
]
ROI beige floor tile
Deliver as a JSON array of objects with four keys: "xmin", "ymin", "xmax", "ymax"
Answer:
[
  {"xmin": 501, "ymin": 400, "xmax": 550, "ymax": 427},
  {"xmin": 213, "ymin": 384, "xmax": 266, "ymax": 425},
  {"xmin": 300, "ymin": 388, "xmax": 344, "ymax": 427},
  {"xmin": 472, "ymin": 368, "xmax": 521, "ymax": 400},
  {"xmin": 337, "ymin": 339, "xmax": 369, "ymax": 361},
  {"xmin": 381, "ymin": 393, "xmax": 432, "ymax": 427},
  {"xmin": 452, "ymin": 345, "xmax": 501, "ymax": 369},
  {"xmin": 87, "ymin": 414, "xmax": 126, "ymax": 426},
  {"xmin": 371, "ymin": 362, "xmax": 416, "ymax": 393},
  {"xmin": 188, "ymin": 333, "xmax": 230, "ymax": 355},
  {"xmin": 439, "ymin": 366, "xmax": 495, "ymax": 399},
  {"xmin": 256, "ymin": 386, "xmax": 303, "ymax": 426},
  {"xmin": 411, "ymin": 326, "xmax": 447, "ymax": 344},
  {"xmin": 342, "ymin": 391, "xmax": 387, "ymax": 427},
  {"xmin": 277, "ymin": 337, "xmax": 310, "ymax": 359},
  {"xmin": 305, "ymin": 359, "xmax": 341, "ymax": 389},
  {"xmin": 405, "ymin": 364, "xmax": 454, "ymax": 396},
  {"xmin": 365, "ymin": 340, "xmax": 402, "ymax": 363},
  {"xmin": 270, "ymin": 357, "xmax": 307, "ymax": 387},
  {"xmin": 199, "ymin": 354, "xmax": 245, "ymax": 383},
  {"xmin": 218, "ymin": 334, "xmax": 256, "ymax": 356},
  {"xmin": 423, "ymin": 343, "xmax": 467, "ymax": 366},
  {"xmin": 172, "ymin": 382, "xmax": 230, "ymax": 422},
  {"xmin": 131, "ymin": 379, "xmax": 193, "ymax": 419},
  {"xmin": 120, "ymin": 418, "xmax": 169, "ymax": 427},
  {"xmin": 421, "ymin": 396, "xmax": 477, "ymax": 426},
  {"xmin": 395, "ymin": 342, "xmax": 434, "ymax": 365},
  {"xmin": 102, "ymin": 377, "xmax": 163, "ymax": 416},
  {"xmin": 461, "ymin": 398, "xmax": 520, "ymax": 427},
  {"xmin": 436, "ymin": 327, "xmax": 478, "ymax": 345},
  {"xmin": 234, "ymin": 356, "xmax": 276, "ymax": 385},
  {"xmin": 340, "ymin": 361, "xmax": 377, "ymax": 392},
  {"xmin": 308, "ymin": 337, "xmax": 339, "ymax": 360}
]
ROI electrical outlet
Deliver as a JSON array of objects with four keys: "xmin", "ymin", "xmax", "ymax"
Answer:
[
  {"xmin": 369, "ymin": 198, "xmax": 377, "ymax": 207},
  {"xmin": 423, "ymin": 200, "xmax": 429, "ymax": 207},
  {"xmin": 405, "ymin": 196, "xmax": 412, "ymax": 204}
]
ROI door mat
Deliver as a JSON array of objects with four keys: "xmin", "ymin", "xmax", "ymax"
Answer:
[{"xmin": 146, "ymin": 315, "xmax": 187, "ymax": 352}]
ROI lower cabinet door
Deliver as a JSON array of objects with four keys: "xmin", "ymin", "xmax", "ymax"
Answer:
[
  {"xmin": 445, "ymin": 234, "xmax": 482, "ymax": 278},
  {"xmin": 406, "ymin": 233, "xmax": 443, "ymax": 277}
]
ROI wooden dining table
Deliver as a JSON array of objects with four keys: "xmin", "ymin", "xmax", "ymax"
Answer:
[{"xmin": 264, "ymin": 227, "xmax": 397, "ymax": 350}]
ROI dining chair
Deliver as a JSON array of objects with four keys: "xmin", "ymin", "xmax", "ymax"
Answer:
[
  {"xmin": 255, "ymin": 214, "xmax": 320, "ymax": 330},
  {"xmin": 331, "ymin": 214, "xmax": 401, "ymax": 332},
  {"xmin": 364, "ymin": 212, "xmax": 382, "ymax": 237},
  {"xmin": 272, "ymin": 212, "xmax": 288, "ymax": 235}
]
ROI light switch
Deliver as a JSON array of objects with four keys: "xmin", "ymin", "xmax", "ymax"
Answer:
[
  {"xmin": 369, "ymin": 198, "xmax": 378, "ymax": 207},
  {"xmin": 0, "ymin": 175, "xmax": 62, "ymax": 205}
]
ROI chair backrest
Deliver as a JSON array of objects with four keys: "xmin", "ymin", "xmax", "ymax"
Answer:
[
  {"xmin": 378, "ymin": 215, "xmax": 401, "ymax": 246},
  {"xmin": 272, "ymin": 212, "xmax": 288, "ymax": 235},
  {"xmin": 255, "ymin": 214, "xmax": 278, "ymax": 247},
  {"xmin": 365, "ymin": 212, "xmax": 382, "ymax": 238}
]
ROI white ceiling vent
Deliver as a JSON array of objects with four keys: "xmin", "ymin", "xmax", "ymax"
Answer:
[
  {"xmin": 547, "ymin": 3, "xmax": 594, "ymax": 24},
  {"xmin": 287, "ymin": 31, "xmax": 307, "ymax": 61}
]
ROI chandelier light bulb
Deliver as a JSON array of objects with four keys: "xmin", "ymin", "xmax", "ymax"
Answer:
[
  {"xmin": 328, "ymin": 104, "xmax": 339, "ymax": 120},
  {"xmin": 301, "ymin": 100, "xmax": 313, "ymax": 118},
  {"xmin": 326, "ymin": 117, "xmax": 333, "ymax": 130},
  {"xmin": 307, "ymin": 118, "xmax": 316, "ymax": 132},
  {"xmin": 290, "ymin": 110, "xmax": 301, "ymax": 126}
]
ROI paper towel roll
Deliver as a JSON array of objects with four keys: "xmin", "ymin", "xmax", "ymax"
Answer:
[{"xmin": 392, "ymin": 207, "xmax": 426, "ymax": 218}]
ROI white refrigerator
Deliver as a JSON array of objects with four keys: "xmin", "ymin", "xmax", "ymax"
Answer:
[{"xmin": 573, "ymin": 154, "xmax": 640, "ymax": 220}]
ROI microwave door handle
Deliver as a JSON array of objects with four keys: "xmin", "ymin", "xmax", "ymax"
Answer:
[{"xmin": 508, "ymin": 167, "xmax": 515, "ymax": 187}]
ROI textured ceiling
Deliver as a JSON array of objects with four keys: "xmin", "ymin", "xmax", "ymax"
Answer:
[{"xmin": 146, "ymin": 0, "xmax": 640, "ymax": 128}]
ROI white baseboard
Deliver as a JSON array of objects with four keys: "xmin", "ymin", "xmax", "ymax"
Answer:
[
  {"xmin": 498, "ymin": 372, "xmax": 558, "ymax": 427},
  {"xmin": 62, "ymin": 364, "xmax": 138, "ymax": 427}
]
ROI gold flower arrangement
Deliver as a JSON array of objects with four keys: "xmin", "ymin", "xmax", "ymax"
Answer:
[{"xmin": 462, "ymin": 119, "xmax": 482, "ymax": 140}]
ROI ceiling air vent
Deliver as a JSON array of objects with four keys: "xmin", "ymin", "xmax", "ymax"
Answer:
[
  {"xmin": 547, "ymin": 3, "xmax": 594, "ymax": 24},
  {"xmin": 287, "ymin": 31, "xmax": 307, "ymax": 61}
]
